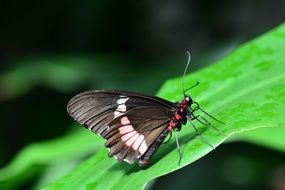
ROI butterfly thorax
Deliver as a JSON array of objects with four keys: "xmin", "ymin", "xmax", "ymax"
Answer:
[
  {"xmin": 139, "ymin": 97, "xmax": 192, "ymax": 166},
  {"xmin": 167, "ymin": 97, "xmax": 192, "ymax": 131}
]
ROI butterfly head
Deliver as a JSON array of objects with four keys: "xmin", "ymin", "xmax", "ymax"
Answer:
[
  {"xmin": 184, "ymin": 94, "xmax": 200, "ymax": 113},
  {"xmin": 184, "ymin": 95, "xmax": 193, "ymax": 106}
]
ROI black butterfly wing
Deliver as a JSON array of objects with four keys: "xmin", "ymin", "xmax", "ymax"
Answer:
[
  {"xmin": 103, "ymin": 106, "xmax": 171, "ymax": 163},
  {"xmin": 67, "ymin": 90, "xmax": 177, "ymax": 164}
]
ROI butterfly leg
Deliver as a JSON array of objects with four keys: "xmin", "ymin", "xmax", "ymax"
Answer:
[
  {"xmin": 174, "ymin": 130, "xmax": 182, "ymax": 166},
  {"xmin": 198, "ymin": 107, "xmax": 225, "ymax": 125},
  {"xmin": 190, "ymin": 112, "xmax": 224, "ymax": 135},
  {"xmin": 163, "ymin": 132, "xmax": 172, "ymax": 144},
  {"xmin": 197, "ymin": 116, "xmax": 225, "ymax": 135},
  {"xmin": 188, "ymin": 119, "xmax": 215, "ymax": 150}
]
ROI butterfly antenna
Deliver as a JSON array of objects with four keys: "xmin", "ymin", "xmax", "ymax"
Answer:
[
  {"xmin": 182, "ymin": 51, "xmax": 192, "ymax": 96},
  {"xmin": 182, "ymin": 51, "xmax": 200, "ymax": 95}
]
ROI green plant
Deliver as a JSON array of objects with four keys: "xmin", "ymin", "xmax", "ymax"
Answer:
[
  {"xmin": 43, "ymin": 23, "xmax": 285, "ymax": 190},
  {"xmin": 1, "ymin": 23, "xmax": 285, "ymax": 190}
]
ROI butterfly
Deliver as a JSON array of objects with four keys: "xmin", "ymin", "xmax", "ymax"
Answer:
[{"xmin": 66, "ymin": 52, "xmax": 223, "ymax": 166}]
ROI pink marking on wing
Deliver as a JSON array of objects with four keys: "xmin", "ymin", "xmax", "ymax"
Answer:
[
  {"xmin": 125, "ymin": 133, "xmax": 139, "ymax": 147},
  {"xmin": 132, "ymin": 135, "xmax": 144, "ymax": 150},
  {"xmin": 121, "ymin": 131, "xmax": 136, "ymax": 141},
  {"xmin": 138, "ymin": 139, "xmax": 148, "ymax": 155},
  {"xmin": 119, "ymin": 125, "xmax": 134, "ymax": 134},
  {"xmin": 120, "ymin": 116, "xmax": 130, "ymax": 125}
]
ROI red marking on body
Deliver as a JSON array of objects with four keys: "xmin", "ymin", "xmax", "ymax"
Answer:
[
  {"xmin": 167, "ymin": 98, "xmax": 189, "ymax": 131},
  {"xmin": 167, "ymin": 120, "xmax": 177, "ymax": 131},
  {"xmin": 175, "ymin": 113, "xmax": 182, "ymax": 120},
  {"xmin": 180, "ymin": 99, "xmax": 189, "ymax": 109}
]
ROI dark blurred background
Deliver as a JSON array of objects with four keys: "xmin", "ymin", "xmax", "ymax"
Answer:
[{"xmin": 1, "ymin": 0, "xmax": 285, "ymax": 190}]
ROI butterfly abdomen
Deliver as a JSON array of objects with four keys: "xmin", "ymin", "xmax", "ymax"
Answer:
[{"xmin": 138, "ymin": 127, "xmax": 171, "ymax": 166}]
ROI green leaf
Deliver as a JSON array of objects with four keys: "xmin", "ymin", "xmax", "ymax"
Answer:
[
  {"xmin": 42, "ymin": 23, "xmax": 285, "ymax": 190},
  {"xmin": 237, "ymin": 125, "xmax": 285, "ymax": 152},
  {"xmin": 0, "ymin": 58, "xmax": 94, "ymax": 100},
  {"xmin": 0, "ymin": 129, "xmax": 101, "ymax": 190}
]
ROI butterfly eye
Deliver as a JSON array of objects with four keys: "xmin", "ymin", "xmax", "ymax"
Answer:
[
  {"xmin": 185, "ymin": 96, "xmax": 193, "ymax": 106},
  {"xmin": 185, "ymin": 96, "xmax": 190, "ymax": 102}
]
